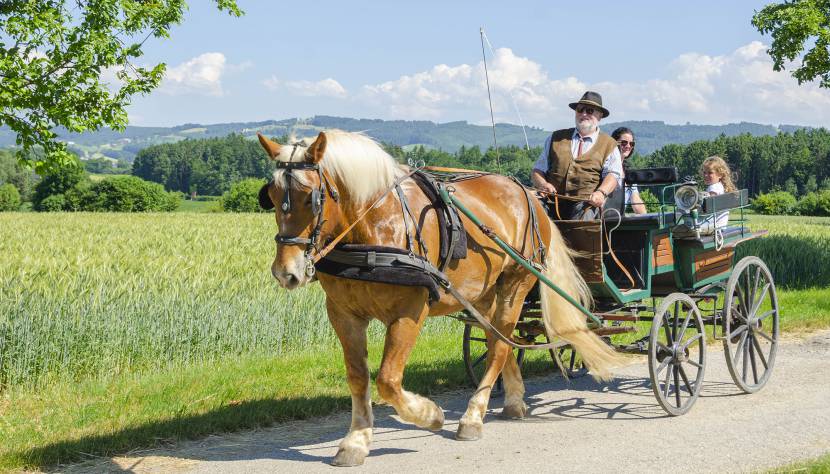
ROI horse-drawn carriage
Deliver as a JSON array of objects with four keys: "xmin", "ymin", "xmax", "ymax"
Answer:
[
  {"xmin": 460, "ymin": 167, "xmax": 778, "ymax": 416},
  {"xmin": 257, "ymin": 129, "xmax": 778, "ymax": 465}
]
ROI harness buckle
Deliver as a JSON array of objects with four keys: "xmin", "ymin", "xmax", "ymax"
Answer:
[{"xmin": 304, "ymin": 258, "xmax": 316, "ymax": 277}]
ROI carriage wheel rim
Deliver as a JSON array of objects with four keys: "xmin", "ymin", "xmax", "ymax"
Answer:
[
  {"xmin": 648, "ymin": 293, "xmax": 706, "ymax": 416},
  {"xmin": 723, "ymin": 256, "xmax": 779, "ymax": 393}
]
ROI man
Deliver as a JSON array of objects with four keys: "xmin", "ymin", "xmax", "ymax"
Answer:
[{"xmin": 530, "ymin": 91, "xmax": 622, "ymax": 220}]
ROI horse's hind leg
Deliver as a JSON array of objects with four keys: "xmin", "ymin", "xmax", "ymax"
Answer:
[
  {"xmin": 457, "ymin": 276, "xmax": 532, "ymax": 440},
  {"xmin": 376, "ymin": 306, "xmax": 445, "ymax": 431},
  {"xmin": 501, "ymin": 350, "xmax": 527, "ymax": 419},
  {"xmin": 327, "ymin": 304, "xmax": 373, "ymax": 467}
]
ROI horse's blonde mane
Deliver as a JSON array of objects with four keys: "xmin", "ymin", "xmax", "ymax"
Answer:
[{"xmin": 272, "ymin": 130, "xmax": 404, "ymax": 205}]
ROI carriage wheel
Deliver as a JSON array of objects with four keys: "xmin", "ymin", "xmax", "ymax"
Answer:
[
  {"xmin": 555, "ymin": 344, "xmax": 589, "ymax": 378},
  {"xmin": 723, "ymin": 256, "xmax": 779, "ymax": 394},
  {"xmin": 648, "ymin": 293, "xmax": 706, "ymax": 416},
  {"xmin": 462, "ymin": 323, "xmax": 525, "ymax": 397}
]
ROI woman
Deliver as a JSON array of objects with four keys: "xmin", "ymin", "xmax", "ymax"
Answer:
[{"xmin": 611, "ymin": 127, "xmax": 647, "ymax": 214}]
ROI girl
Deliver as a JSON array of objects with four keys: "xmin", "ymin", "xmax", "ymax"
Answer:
[
  {"xmin": 612, "ymin": 127, "xmax": 647, "ymax": 214},
  {"xmin": 700, "ymin": 155, "xmax": 736, "ymax": 230}
]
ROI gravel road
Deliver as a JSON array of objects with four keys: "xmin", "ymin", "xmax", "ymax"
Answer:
[{"xmin": 69, "ymin": 330, "xmax": 830, "ymax": 474}]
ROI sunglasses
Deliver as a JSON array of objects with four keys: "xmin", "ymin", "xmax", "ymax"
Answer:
[
  {"xmin": 617, "ymin": 140, "xmax": 635, "ymax": 148},
  {"xmin": 575, "ymin": 106, "xmax": 596, "ymax": 115}
]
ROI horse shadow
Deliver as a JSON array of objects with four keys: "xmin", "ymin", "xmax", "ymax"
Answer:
[{"xmin": 35, "ymin": 365, "xmax": 748, "ymax": 472}]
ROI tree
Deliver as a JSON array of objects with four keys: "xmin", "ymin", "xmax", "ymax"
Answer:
[
  {"xmin": 31, "ymin": 156, "xmax": 88, "ymax": 210},
  {"xmin": 0, "ymin": 1, "xmax": 242, "ymax": 173},
  {"xmin": 0, "ymin": 183, "xmax": 21, "ymax": 211},
  {"xmin": 752, "ymin": 0, "xmax": 830, "ymax": 87},
  {"xmin": 220, "ymin": 178, "xmax": 267, "ymax": 213}
]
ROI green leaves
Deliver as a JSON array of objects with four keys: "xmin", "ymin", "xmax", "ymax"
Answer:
[
  {"xmin": 752, "ymin": 0, "xmax": 830, "ymax": 87},
  {"xmin": 0, "ymin": 1, "xmax": 241, "ymax": 171}
]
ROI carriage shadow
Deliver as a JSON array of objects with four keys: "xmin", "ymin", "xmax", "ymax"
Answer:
[
  {"xmin": 42, "ymin": 367, "xmax": 747, "ymax": 471},
  {"xmin": 517, "ymin": 370, "xmax": 745, "ymax": 422}
]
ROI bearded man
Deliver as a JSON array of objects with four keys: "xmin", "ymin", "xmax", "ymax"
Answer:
[{"xmin": 530, "ymin": 91, "xmax": 622, "ymax": 220}]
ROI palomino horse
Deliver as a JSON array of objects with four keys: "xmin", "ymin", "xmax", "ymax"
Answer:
[{"xmin": 258, "ymin": 130, "xmax": 622, "ymax": 466}]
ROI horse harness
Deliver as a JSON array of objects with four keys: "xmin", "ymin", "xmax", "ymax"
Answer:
[{"xmin": 259, "ymin": 145, "xmax": 340, "ymax": 277}]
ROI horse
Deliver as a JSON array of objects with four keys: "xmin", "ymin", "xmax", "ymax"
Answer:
[{"xmin": 257, "ymin": 130, "xmax": 623, "ymax": 466}]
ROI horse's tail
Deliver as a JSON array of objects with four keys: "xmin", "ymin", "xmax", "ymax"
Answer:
[{"xmin": 539, "ymin": 225, "xmax": 626, "ymax": 381}]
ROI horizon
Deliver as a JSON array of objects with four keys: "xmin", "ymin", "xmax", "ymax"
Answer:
[{"xmin": 118, "ymin": 0, "xmax": 830, "ymax": 130}]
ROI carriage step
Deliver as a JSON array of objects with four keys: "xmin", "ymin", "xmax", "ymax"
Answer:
[
  {"xmin": 595, "ymin": 313, "xmax": 640, "ymax": 322},
  {"xmin": 593, "ymin": 326, "xmax": 637, "ymax": 337}
]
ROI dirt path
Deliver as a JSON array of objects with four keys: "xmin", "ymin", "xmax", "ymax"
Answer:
[{"xmin": 70, "ymin": 331, "xmax": 830, "ymax": 473}]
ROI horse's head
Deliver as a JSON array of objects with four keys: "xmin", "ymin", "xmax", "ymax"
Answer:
[{"xmin": 258, "ymin": 131, "xmax": 340, "ymax": 289}]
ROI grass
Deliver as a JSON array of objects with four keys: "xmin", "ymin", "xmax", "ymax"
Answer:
[
  {"xmin": 0, "ymin": 212, "xmax": 828, "ymax": 471},
  {"xmin": 175, "ymin": 198, "xmax": 221, "ymax": 212},
  {"xmin": 768, "ymin": 452, "xmax": 830, "ymax": 473}
]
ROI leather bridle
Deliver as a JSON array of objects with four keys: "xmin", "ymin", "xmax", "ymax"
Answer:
[{"xmin": 270, "ymin": 156, "xmax": 339, "ymax": 277}]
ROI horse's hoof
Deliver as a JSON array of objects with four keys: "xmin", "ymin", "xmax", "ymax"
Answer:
[
  {"xmin": 455, "ymin": 421, "xmax": 483, "ymax": 441},
  {"xmin": 424, "ymin": 405, "xmax": 445, "ymax": 431},
  {"xmin": 501, "ymin": 401, "xmax": 527, "ymax": 419},
  {"xmin": 331, "ymin": 448, "xmax": 367, "ymax": 467}
]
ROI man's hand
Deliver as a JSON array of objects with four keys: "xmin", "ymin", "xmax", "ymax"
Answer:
[
  {"xmin": 588, "ymin": 190, "xmax": 607, "ymax": 208},
  {"xmin": 537, "ymin": 182, "xmax": 557, "ymax": 194}
]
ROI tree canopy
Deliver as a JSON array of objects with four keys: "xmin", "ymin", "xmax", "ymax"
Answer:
[
  {"xmin": 0, "ymin": 0, "xmax": 241, "ymax": 173},
  {"xmin": 753, "ymin": 0, "xmax": 830, "ymax": 87}
]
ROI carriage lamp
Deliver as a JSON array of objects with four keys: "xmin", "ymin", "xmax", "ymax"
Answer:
[{"xmin": 674, "ymin": 185, "xmax": 701, "ymax": 212}]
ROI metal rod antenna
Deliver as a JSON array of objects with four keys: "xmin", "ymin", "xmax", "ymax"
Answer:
[
  {"xmin": 480, "ymin": 27, "xmax": 501, "ymax": 174},
  {"xmin": 481, "ymin": 30, "xmax": 530, "ymax": 151}
]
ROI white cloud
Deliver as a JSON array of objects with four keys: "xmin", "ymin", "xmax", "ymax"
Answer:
[
  {"xmin": 358, "ymin": 43, "xmax": 830, "ymax": 127},
  {"xmin": 263, "ymin": 76, "xmax": 347, "ymax": 98},
  {"xmin": 161, "ymin": 52, "xmax": 227, "ymax": 97}
]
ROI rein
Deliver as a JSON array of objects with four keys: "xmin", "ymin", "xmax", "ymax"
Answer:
[{"xmin": 310, "ymin": 168, "xmax": 421, "ymax": 264}]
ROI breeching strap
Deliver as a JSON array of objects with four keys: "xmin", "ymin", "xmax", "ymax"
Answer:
[{"xmin": 310, "ymin": 168, "xmax": 420, "ymax": 264}]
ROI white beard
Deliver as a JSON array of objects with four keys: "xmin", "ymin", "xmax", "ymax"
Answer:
[{"xmin": 575, "ymin": 118, "xmax": 596, "ymax": 136}]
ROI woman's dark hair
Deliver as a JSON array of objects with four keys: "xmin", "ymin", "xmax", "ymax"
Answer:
[
  {"xmin": 611, "ymin": 126, "xmax": 634, "ymax": 141},
  {"xmin": 612, "ymin": 126, "xmax": 636, "ymax": 173}
]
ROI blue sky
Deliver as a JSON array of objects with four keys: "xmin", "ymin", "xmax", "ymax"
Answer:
[{"xmin": 123, "ymin": 0, "xmax": 830, "ymax": 129}]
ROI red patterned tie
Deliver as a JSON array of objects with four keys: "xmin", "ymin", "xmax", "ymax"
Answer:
[{"xmin": 577, "ymin": 136, "xmax": 584, "ymax": 158}]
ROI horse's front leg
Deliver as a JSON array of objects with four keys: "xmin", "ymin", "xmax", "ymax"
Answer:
[
  {"xmin": 327, "ymin": 303, "xmax": 373, "ymax": 467},
  {"xmin": 376, "ymin": 306, "xmax": 445, "ymax": 431}
]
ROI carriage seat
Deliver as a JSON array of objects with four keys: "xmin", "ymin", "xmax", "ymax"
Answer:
[{"xmin": 673, "ymin": 225, "xmax": 746, "ymax": 247}]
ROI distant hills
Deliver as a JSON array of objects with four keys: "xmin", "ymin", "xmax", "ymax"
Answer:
[{"xmin": 0, "ymin": 116, "xmax": 811, "ymax": 162}]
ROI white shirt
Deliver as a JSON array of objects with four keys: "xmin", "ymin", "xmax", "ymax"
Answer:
[
  {"xmin": 532, "ymin": 128, "xmax": 623, "ymax": 188},
  {"xmin": 706, "ymin": 182, "xmax": 730, "ymax": 228},
  {"xmin": 624, "ymin": 183, "xmax": 639, "ymax": 205}
]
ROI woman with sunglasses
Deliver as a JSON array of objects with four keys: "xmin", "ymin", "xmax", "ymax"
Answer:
[{"xmin": 611, "ymin": 127, "xmax": 647, "ymax": 214}]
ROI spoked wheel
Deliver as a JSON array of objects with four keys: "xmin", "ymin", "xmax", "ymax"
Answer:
[
  {"xmin": 462, "ymin": 323, "xmax": 525, "ymax": 397},
  {"xmin": 648, "ymin": 293, "xmax": 707, "ymax": 416},
  {"xmin": 556, "ymin": 344, "xmax": 588, "ymax": 378},
  {"xmin": 723, "ymin": 256, "xmax": 779, "ymax": 393}
]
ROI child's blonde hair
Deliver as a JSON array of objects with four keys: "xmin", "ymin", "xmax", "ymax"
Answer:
[{"xmin": 700, "ymin": 155, "xmax": 736, "ymax": 192}]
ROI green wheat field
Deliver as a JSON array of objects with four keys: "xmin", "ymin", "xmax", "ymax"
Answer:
[{"xmin": 0, "ymin": 212, "xmax": 829, "ymax": 470}]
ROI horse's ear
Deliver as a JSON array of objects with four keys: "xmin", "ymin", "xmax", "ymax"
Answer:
[
  {"xmin": 257, "ymin": 133, "xmax": 282, "ymax": 160},
  {"xmin": 307, "ymin": 132, "xmax": 327, "ymax": 164}
]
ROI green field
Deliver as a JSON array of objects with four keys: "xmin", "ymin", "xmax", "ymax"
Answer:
[{"xmin": 1, "ymin": 213, "xmax": 829, "ymax": 470}]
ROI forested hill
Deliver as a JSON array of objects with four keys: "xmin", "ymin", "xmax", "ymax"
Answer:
[{"xmin": 0, "ymin": 117, "xmax": 808, "ymax": 162}]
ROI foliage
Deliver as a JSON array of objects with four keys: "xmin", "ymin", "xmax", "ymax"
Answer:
[
  {"xmin": 31, "ymin": 157, "xmax": 88, "ymax": 211},
  {"xmin": 0, "ymin": 149, "xmax": 37, "ymax": 200},
  {"xmin": 796, "ymin": 189, "xmax": 830, "ymax": 215},
  {"xmin": 86, "ymin": 175, "xmax": 179, "ymax": 212},
  {"xmin": 220, "ymin": 178, "xmax": 268, "ymax": 213},
  {"xmin": 0, "ymin": 183, "xmax": 21, "ymax": 211},
  {"xmin": 132, "ymin": 134, "xmax": 275, "ymax": 195},
  {"xmin": 82, "ymin": 157, "xmax": 131, "ymax": 174},
  {"xmin": 753, "ymin": 0, "xmax": 830, "ymax": 88},
  {"xmin": 0, "ymin": 1, "xmax": 242, "ymax": 173},
  {"xmin": 752, "ymin": 191, "xmax": 798, "ymax": 214},
  {"xmin": 641, "ymin": 129, "xmax": 830, "ymax": 199}
]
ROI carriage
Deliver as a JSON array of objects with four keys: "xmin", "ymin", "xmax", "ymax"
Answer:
[
  {"xmin": 258, "ymin": 130, "xmax": 781, "ymax": 465},
  {"xmin": 459, "ymin": 167, "xmax": 778, "ymax": 416}
]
